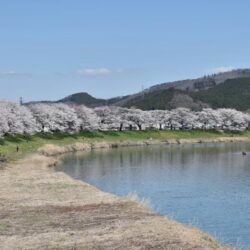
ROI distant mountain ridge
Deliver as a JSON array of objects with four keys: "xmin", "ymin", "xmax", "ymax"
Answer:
[
  {"xmin": 59, "ymin": 92, "xmax": 107, "ymax": 106},
  {"xmin": 145, "ymin": 68, "xmax": 250, "ymax": 92},
  {"xmin": 58, "ymin": 92, "xmax": 129, "ymax": 107},
  {"xmin": 56, "ymin": 69, "xmax": 250, "ymax": 111}
]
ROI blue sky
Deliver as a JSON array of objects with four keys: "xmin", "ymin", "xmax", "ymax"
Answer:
[{"xmin": 1, "ymin": 0, "xmax": 250, "ymax": 102}]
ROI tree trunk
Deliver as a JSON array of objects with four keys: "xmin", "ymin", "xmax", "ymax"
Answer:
[
  {"xmin": 119, "ymin": 123, "xmax": 123, "ymax": 131},
  {"xmin": 181, "ymin": 122, "xmax": 184, "ymax": 130}
]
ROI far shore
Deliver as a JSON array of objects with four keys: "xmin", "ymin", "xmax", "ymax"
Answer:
[
  {"xmin": 1, "ymin": 129, "xmax": 250, "ymax": 163},
  {"xmin": 0, "ymin": 130, "xmax": 249, "ymax": 249},
  {"xmin": 37, "ymin": 136, "xmax": 250, "ymax": 157}
]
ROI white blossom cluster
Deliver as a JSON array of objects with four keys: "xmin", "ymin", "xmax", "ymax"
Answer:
[{"xmin": 0, "ymin": 101, "xmax": 249, "ymax": 137}]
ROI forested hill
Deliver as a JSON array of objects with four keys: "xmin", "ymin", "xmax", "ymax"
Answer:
[
  {"xmin": 58, "ymin": 69, "xmax": 250, "ymax": 111},
  {"xmin": 121, "ymin": 78, "xmax": 250, "ymax": 111},
  {"xmin": 190, "ymin": 78, "xmax": 250, "ymax": 111}
]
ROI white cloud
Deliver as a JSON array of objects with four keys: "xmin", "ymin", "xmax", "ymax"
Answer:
[
  {"xmin": 0, "ymin": 70, "xmax": 18, "ymax": 76},
  {"xmin": 0, "ymin": 70, "xmax": 32, "ymax": 78},
  {"xmin": 78, "ymin": 68, "xmax": 112, "ymax": 76},
  {"xmin": 208, "ymin": 66, "xmax": 235, "ymax": 74}
]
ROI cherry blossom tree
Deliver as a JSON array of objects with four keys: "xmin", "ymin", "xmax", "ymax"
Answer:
[
  {"xmin": 244, "ymin": 113, "xmax": 250, "ymax": 129},
  {"xmin": 197, "ymin": 108, "xmax": 223, "ymax": 130},
  {"xmin": 94, "ymin": 106, "xmax": 122, "ymax": 130},
  {"xmin": 73, "ymin": 105, "xmax": 100, "ymax": 130},
  {"xmin": 149, "ymin": 110, "xmax": 171, "ymax": 130},
  {"xmin": 0, "ymin": 103, "xmax": 10, "ymax": 136},
  {"xmin": 169, "ymin": 108, "xmax": 197, "ymax": 130},
  {"xmin": 123, "ymin": 109, "xmax": 151, "ymax": 130},
  {"xmin": 0, "ymin": 101, "xmax": 38, "ymax": 136},
  {"xmin": 1, "ymin": 100, "xmax": 250, "ymax": 136},
  {"xmin": 218, "ymin": 108, "xmax": 249, "ymax": 130},
  {"xmin": 28, "ymin": 103, "xmax": 80, "ymax": 133}
]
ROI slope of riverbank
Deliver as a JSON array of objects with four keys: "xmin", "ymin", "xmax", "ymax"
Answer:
[{"xmin": 0, "ymin": 152, "xmax": 229, "ymax": 249}]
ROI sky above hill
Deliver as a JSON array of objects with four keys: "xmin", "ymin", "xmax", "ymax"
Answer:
[{"xmin": 1, "ymin": 0, "xmax": 250, "ymax": 102}]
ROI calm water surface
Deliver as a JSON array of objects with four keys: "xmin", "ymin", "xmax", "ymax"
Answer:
[{"xmin": 57, "ymin": 142, "xmax": 250, "ymax": 248}]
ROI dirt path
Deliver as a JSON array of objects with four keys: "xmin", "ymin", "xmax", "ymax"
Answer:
[{"xmin": 0, "ymin": 147, "xmax": 230, "ymax": 249}]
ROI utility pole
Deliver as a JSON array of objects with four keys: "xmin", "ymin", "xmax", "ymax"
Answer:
[{"xmin": 19, "ymin": 97, "xmax": 23, "ymax": 105}]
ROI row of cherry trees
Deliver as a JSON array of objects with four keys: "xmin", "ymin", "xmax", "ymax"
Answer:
[{"xmin": 0, "ymin": 100, "xmax": 250, "ymax": 136}]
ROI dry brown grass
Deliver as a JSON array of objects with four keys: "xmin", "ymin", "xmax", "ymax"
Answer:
[{"xmin": 0, "ymin": 147, "xmax": 231, "ymax": 249}]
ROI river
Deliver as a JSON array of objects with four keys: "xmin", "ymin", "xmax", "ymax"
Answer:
[{"xmin": 56, "ymin": 142, "xmax": 250, "ymax": 248}]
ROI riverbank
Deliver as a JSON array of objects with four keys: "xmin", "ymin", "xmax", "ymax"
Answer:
[
  {"xmin": 1, "ymin": 131, "xmax": 249, "ymax": 249},
  {"xmin": 0, "ymin": 152, "xmax": 229, "ymax": 249}
]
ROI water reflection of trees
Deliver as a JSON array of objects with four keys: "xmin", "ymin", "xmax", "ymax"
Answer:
[{"xmin": 58, "ymin": 142, "xmax": 250, "ymax": 181}]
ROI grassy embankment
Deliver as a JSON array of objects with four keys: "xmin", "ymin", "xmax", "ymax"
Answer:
[{"xmin": 1, "ymin": 129, "xmax": 250, "ymax": 162}]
